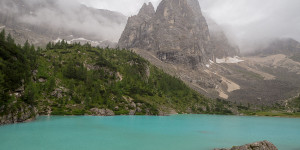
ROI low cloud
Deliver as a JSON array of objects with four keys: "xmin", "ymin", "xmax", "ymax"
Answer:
[
  {"xmin": 80, "ymin": 0, "xmax": 300, "ymax": 52},
  {"xmin": 1, "ymin": 0, "xmax": 127, "ymax": 42},
  {"xmin": 79, "ymin": 0, "xmax": 161, "ymax": 16},
  {"xmin": 1, "ymin": 0, "xmax": 299, "ymax": 51},
  {"xmin": 199, "ymin": 0, "xmax": 300, "ymax": 52}
]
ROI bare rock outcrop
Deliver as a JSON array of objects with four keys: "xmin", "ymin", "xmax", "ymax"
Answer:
[
  {"xmin": 90, "ymin": 108, "xmax": 115, "ymax": 116},
  {"xmin": 119, "ymin": 0, "xmax": 212, "ymax": 68},
  {"xmin": 214, "ymin": 141, "xmax": 278, "ymax": 150},
  {"xmin": 0, "ymin": 103, "xmax": 37, "ymax": 125}
]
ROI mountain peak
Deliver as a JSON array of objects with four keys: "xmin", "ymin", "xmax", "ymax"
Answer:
[
  {"xmin": 156, "ymin": 0, "xmax": 202, "ymax": 16},
  {"xmin": 119, "ymin": 0, "xmax": 211, "ymax": 68},
  {"xmin": 138, "ymin": 2, "xmax": 155, "ymax": 17}
]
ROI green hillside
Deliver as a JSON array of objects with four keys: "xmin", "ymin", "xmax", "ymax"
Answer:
[{"xmin": 0, "ymin": 29, "xmax": 233, "ymax": 124}]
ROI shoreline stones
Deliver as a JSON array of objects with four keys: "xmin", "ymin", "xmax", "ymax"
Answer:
[
  {"xmin": 90, "ymin": 108, "xmax": 115, "ymax": 116},
  {"xmin": 214, "ymin": 140, "xmax": 278, "ymax": 150},
  {"xmin": 0, "ymin": 104, "xmax": 37, "ymax": 125}
]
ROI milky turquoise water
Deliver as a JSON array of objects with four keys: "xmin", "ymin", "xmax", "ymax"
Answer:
[{"xmin": 0, "ymin": 115, "xmax": 300, "ymax": 150}]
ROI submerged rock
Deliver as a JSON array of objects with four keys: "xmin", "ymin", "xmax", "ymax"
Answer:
[{"xmin": 214, "ymin": 141, "xmax": 278, "ymax": 150}]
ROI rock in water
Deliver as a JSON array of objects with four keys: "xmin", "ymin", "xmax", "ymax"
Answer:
[
  {"xmin": 214, "ymin": 141, "xmax": 278, "ymax": 150},
  {"xmin": 118, "ymin": 0, "xmax": 212, "ymax": 68}
]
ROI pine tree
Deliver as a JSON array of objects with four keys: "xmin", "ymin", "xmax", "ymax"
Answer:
[
  {"xmin": 47, "ymin": 77, "xmax": 55, "ymax": 92},
  {"xmin": 6, "ymin": 33, "xmax": 14, "ymax": 44},
  {"xmin": 61, "ymin": 39, "xmax": 66, "ymax": 48},
  {"xmin": 0, "ymin": 72, "xmax": 6, "ymax": 105},
  {"xmin": 29, "ymin": 44, "xmax": 37, "ymax": 69},
  {"xmin": 46, "ymin": 42, "xmax": 52, "ymax": 50},
  {"xmin": 0, "ymin": 29, "xmax": 5, "ymax": 41},
  {"xmin": 22, "ymin": 82, "xmax": 37, "ymax": 105},
  {"xmin": 23, "ymin": 40, "xmax": 30, "ymax": 52}
]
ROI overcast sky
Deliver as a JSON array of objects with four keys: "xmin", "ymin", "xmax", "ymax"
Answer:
[{"xmin": 80, "ymin": 0, "xmax": 300, "ymax": 52}]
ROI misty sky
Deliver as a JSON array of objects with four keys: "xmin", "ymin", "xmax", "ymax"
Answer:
[{"xmin": 80, "ymin": 0, "xmax": 300, "ymax": 52}]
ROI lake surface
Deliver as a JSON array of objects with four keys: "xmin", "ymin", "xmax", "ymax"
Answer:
[{"xmin": 0, "ymin": 115, "xmax": 300, "ymax": 150}]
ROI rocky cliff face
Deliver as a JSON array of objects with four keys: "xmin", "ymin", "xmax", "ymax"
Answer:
[
  {"xmin": 214, "ymin": 140, "xmax": 278, "ymax": 150},
  {"xmin": 119, "ymin": 0, "xmax": 212, "ymax": 68},
  {"xmin": 118, "ymin": 0, "xmax": 243, "ymax": 100},
  {"xmin": 206, "ymin": 16, "xmax": 240, "ymax": 58}
]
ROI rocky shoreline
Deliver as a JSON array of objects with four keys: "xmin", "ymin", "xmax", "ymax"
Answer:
[
  {"xmin": 0, "ymin": 103, "xmax": 38, "ymax": 126},
  {"xmin": 214, "ymin": 141, "xmax": 278, "ymax": 150},
  {"xmin": 2, "ymin": 111, "xmax": 300, "ymax": 126}
]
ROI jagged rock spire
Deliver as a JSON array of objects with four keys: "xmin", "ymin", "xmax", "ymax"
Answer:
[
  {"xmin": 119, "ymin": 0, "xmax": 212, "ymax": 68},
  {"xmin": 138, "ymin": 2, "xmax": 155, "ymax": 17}
]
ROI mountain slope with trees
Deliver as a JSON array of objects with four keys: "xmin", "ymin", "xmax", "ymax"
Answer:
[{"xmin": 0, "ymin": 30, "xmax": 234, "ymax": 125}]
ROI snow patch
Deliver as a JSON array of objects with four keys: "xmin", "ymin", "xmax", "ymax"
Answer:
[
  {"xmin": 209, "ymin": 59, "xmax": 214, "ymax": 64},
  {"xmin": 53, "ymin": 38, "xmax": 63, "ymax": 43},
  {"xmin": 69, "ymin": 38, "xmax": 103, "ymax": 46},
  {"xmin": 53, "ymin": 38, "xmax": 104, "ymax": 47},
  {"xmin": 70, "ymin": 38, "xmax": 87, "ymax": 41},
  {"xmin": 216, "ymin": 56, "xmax": 244, "ymax": 64},
  {"xmin": 206, "ymin": 64, "xmax": 210, "ymax": 68}
]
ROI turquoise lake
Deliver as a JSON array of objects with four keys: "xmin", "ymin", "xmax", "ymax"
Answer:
[{"xmin": 0, "ymin": 115, "xmax": 300, "ymax": 150}]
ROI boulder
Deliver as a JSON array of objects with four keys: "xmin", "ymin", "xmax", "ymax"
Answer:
[
  {"xmin": 129, "ymin": 110, "xmax": 136, "ymax": 115},
  {"xmin": 51, "ymin": 87, "xmax": 68, "ymax": 98},
  {"xmin": 38, "ymin": 78, "xmax": 47, "ymax": 83},
  {"xmin": 130, "ymin": 102, "xmax": 136, "ymax": 108},
  {"xmin": 214, "ymin": 141, "xmax": 278, "ymax": 150},
  {"xmin": 137, "ymin": 107, "xmax": 142, "ymax": 112},
  {"xmin": 15, "ymin": 85, "xmax": 24, "ymax": 93},
  {"xmin": 90, "ymin": 108, "xmax": 115, "ymax": 116}
]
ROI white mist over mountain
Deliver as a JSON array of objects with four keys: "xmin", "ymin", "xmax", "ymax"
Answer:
[
  {"xmin": 80, "ymin": 0, "xmax": 300, "ymax": 53},
  {"xmin": 79, "ymin": 0, "xmax": 161, "ymax": 16},
  {"xmin": 1, "ymin": 0, "xmax": 299, "ymax": 52},
  {"xmin": 199, "ymin": 0, "xmax": 300, "ymax": 53},
  {"xmin": 0, "ymin": 0, "xmax": 127, "ymax": 42}
]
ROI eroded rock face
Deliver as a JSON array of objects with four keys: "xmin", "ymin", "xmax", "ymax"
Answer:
[
  {"xmin": 118, "ymin": 0, "xmax": 212, "ymax": 68},
  {"xmin": 214, "ymin": 141, "xmax": 278, "ymax": 150}
]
